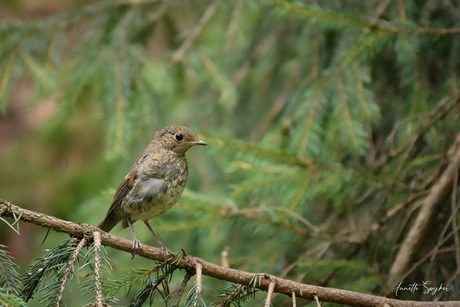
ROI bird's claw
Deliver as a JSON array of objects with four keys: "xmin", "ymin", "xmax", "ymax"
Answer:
[
  {"xmin": 158, "ymin": 244, "xmax": 173, "ymax": 263},
  {"xmin": 131, "ymin": 238, "xmax": 143, "ymax": 259},
  {"xmin": 130, "ymin": 236, "xmax": 174, "ymax": 263}
]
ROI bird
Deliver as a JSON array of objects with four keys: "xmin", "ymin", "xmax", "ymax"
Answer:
[{"xmin": 97, "ymin": 125, "xmax": 207, "ymax": 256}]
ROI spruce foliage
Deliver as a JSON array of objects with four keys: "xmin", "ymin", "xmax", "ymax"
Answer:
[
  {"xmin": 1, "ymin": 0, "xmax": 460, "ymax": 305},
  {"xmin": 0, "ymin": 245, "xmax": 23, "ymax": 305}
]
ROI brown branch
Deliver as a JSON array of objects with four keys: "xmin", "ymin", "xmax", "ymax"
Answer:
[
  {"xmin": 94, "ymin": 231, "xmax": 103, "ymax": 307},
  {"xmin": 264, "ymin": 279, "xmax": 276, "ymax": 307},
  {"xmin": 57, "ymin": 237, "xmax": 87, "ymax": 307},
  {"xmin": 0, "ymin": 199, "xmax": 458, "ymax": 307},
  {"xmin": 195, "ymin": 262, "xmax": 203, "ymax": 298},
  {"xmin": 314, "ymin": 294, "xmax": 321, "ymax": 307},
  {"xmin": 386, "ymin": 131, "xmax": 460, "ymax": 291}
]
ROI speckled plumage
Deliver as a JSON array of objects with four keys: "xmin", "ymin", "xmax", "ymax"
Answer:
[{"xmin": 97, "ymin": 125, "xmax": 206, "ymax": 254}]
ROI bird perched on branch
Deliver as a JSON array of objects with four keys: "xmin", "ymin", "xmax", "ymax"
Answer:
[{"xmin": 97, "ymin": 125, "xmax": 207, "ymax": 255}]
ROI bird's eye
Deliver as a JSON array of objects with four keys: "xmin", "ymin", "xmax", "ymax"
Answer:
[{"xmin": 175, "ymin": 133, "xmax": 184, "ymax": 141}]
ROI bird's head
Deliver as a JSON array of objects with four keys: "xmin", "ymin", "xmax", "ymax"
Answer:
[{"xmin": 153, "ymin": 125, "xmax": 207, "ymax": 155}]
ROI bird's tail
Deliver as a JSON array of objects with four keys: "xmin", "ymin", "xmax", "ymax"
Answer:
[{"xmin": 96, "ymin": 212, "xmax": 121, "ymax": 233}]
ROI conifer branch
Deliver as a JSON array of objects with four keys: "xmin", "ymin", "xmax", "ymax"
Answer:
[
  {"xmin": 93, "ymin": 231, "xmax": 103, "ymax": 307},
  {"xmin": 386, "ymin": 131, "xmax": 460, "ymax": 291},
  {"xmin": 275, "ymin": 0, "xmax": 460, "ymax": 34},
  {"xmin": 314, "ymin": 294, "xmax": 321, "ymax": 307},
  {"xmin": 0, "ymin": 245, "xmax": 21, "ymax": 296},
  {"xmin": 170, "ymin": 270, "xmax": 193, "ymax": 307},
  {"xmin": 215, "ymin": 283, "xmax": 256, "ymax": 307},
  {"xmin": 171, "ymin": 0, "xmax": 224, "ymax": 63},
  {"xmin": 56, "ymin": 237, "xmax": 87, "ymax": 307},
  {"xmin": 126, "ymin": 266, "xmax": 174, "ymax": 307},
  {"xmin": 194, "ymin": 262, "xmax": 203, "ymax": 300},
  {"xmin": 20, "ymin": 239, "xmax": 79, "ymax": 305},
  {"xmin": 264, "ymin": 278, "xmax": 276, "ymax": 307},
  {"xmin": 1, "ymin": 199, "xmax": 459, "ymax": 307},
  {"xmin": 0, "ymin": 0, "xmax": 161, "ymax": 32},
  {"xmin": 371, "ymin": 97, "xmax": 460, "ymax": 169}
]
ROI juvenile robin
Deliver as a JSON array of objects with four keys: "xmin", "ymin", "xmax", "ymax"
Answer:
[{"xmin": 97, "ymin": 125, "xmax": 207, "ymax": 255}]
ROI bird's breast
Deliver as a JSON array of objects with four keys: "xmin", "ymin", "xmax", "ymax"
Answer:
[{"xmin": 122, "ymin": 157, "xmax": 189, "ymax": 221}]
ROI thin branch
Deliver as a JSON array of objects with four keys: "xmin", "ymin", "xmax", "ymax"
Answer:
[
  {"xmin": 221, "ymin": 246, "xmax": 230, "ymax": 268},
  {"xmin": 170, "ymin": 271, "xmax": 193, "ymax": 307},
  {"xmin": 275, "ymin": 0, "xmax": 460, "ymax": 34},
  {"xmin": 249, "ymin": 64, "xmax": 299, "ymax": 142},
  {"xmin": 171, "ymin": 0, "xmax": 224, "ymax": 63},
  {"xmin": 94, "ymin": 231, "xmax": 103, "ymax": 307},
  {"xmin": 386, "ymin": 131, "xmax": 460, "ymax": 291},
  {"xmin": 226, "ymin": 0, "xmax": 245, "ymax": 47},
  {"xmin": 1, "ymin": 200, "xmax": 459, "ymax": 307},
  {"xmin": 264, "ymin": 278, "xmax": 276, "ymax": 307},
  {"xmin": 387, "ymin": 210, "xmax": 460, "ymax": 295},
  {"xmin": 371, "ymin": 97, "xmax": 459, "ymax": 169},
  {"xmin": 195, "ymin": 262, "xmax": 203, "ymax": 301},
  {"xmin": 56, "ymin": 237, "xmax": 87, "ymax": 307},
  {"xmin": 450, "ymin": 170, "xmax": 460, "ymax": 271},
  {"xmin": 314, "ymin": 294, "xmax": 321, "ymax": 307}
]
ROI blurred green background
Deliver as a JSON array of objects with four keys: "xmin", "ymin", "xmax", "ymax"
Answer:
[{"xmin": 1, "ymin": 0, "xmax": 460, "ymax": 306}]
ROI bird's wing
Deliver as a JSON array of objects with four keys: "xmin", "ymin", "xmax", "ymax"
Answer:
[
  {"xmin": 98, "ymin": 154, "xmax": 146, "ymax": 227},
  {"xmin": 111, "ymin": 171, "xmax": 136, "ymax": 209},
  {"xmin": 98, "ymin": 153, "xmax": 170, "ymax": 231},
  {"xmin": 106, "ymin": 153, "xmax": 168, "ymax": 215},
  {"xmin": 108, "ymin": 153, "xmax": 148, "ymax": 212},
  {"xmin": 98, "ymin": 153, "xmax": 149, "ymax": 231},
  {"xmin": 96, "ymin": 166, "xmax": 137, "ymax": 231},
  {"xmin": 136, "ymin": 177, "xmax": 168, "ymax": 200}
]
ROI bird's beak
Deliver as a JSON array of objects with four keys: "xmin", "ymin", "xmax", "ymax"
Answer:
[{"xmin": 194, "ymin": 139, "xmax": 207, "ymax": 146}]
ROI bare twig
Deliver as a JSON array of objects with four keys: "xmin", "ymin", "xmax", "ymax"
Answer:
[
  {"xmin": 226, "ymin": 0, "xmax": 244, "ymax": 46},
  {"xmin": 56, "ymin": 237, "xmax": 87, "ymax": 307},
  {"xmin": 1, "ymin": 200, "xmax": 459, "ymax": 307},
  {"xmin": 386, "ymin": 132, "xmax": 460, "ymax": 291},
  {"xmin": 170, "ymin": 271, "xmax": 193, "ymax": 307},
  {"xmin": 94, "ymin": 231, "xmax": 103, "ymax": 307},
  {"xmin": 314, "ymin": 294, "xmax": 321, "ymax": 307},
  {"xmin": 221, "ymin": 246, "xmax": 230, "ymax": 268},
  {"xmin": 372, "ymin": 97, "xmax": 459, "ymax": 169},
  {"xmin": 195, "ymin": 262, "xmax": 203, "ymax": 300},
  {"xmin": 450, "ymin": 170, "xmax": 460, "ymax": 271},
  {"xmin": 249, "ymin": 62, "xmax": 299, "ymax": 142},
  {"xmin": 264, "ymin": 278, "xmax": 276, "ymax": 307}
]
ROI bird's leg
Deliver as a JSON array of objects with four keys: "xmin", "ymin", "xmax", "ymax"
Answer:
[
  {"xmin": 126, "ymin": 218, "xmax": 142, "ymax": 258},
  {"xmin": 143, "ymin": 221, "xmax": 173, "ymax": 258}
]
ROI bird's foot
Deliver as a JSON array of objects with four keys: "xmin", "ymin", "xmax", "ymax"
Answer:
[
  {"xmin": 131, "ymin": 238, "xmax": 143, "ymax": 259},
  {"xmin": 158, "ymin": 243, "xmax": 173, "ymax": 263}
]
